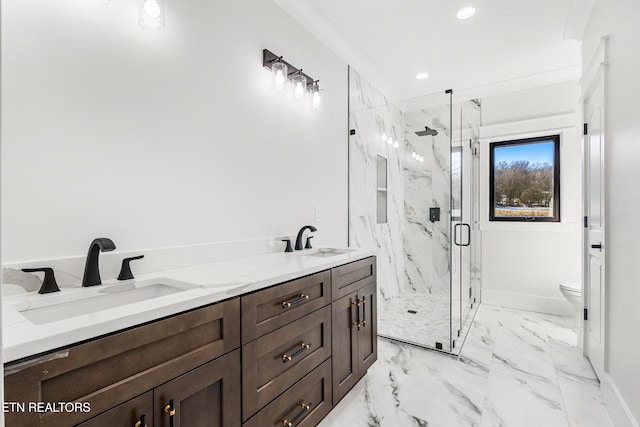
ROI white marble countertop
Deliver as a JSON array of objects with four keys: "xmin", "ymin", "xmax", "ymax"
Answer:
[{"xmin": 2, "ymin": 247, "xmax": 375, "ymax": 364}]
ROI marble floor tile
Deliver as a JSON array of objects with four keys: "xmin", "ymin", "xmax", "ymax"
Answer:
[
  {"xmin": 557, "ymin": 372, "xmax": 614, "ymax": 427},
  {"xmin": 480, "ymin": 369, "xmax": 568, "ymax": 427},
  {"xmin": 318, "ymin": 304, "xmax": 615, "ymax": 427}
]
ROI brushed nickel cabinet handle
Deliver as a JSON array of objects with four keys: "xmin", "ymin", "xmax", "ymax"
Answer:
[
  {"xmin": 282, "ymin": 294, "xmax": 310, "ymax": 309},
  {"xmin": 282, "ymin": 342, "xmax": 311, "ymax": 363}
]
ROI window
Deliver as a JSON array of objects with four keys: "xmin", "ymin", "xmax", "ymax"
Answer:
[{"xmin": 489, "ymin": 135, "xmax": 560, "ymax": 222}]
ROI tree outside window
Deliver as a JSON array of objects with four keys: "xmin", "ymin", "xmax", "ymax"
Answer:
[{"xmin": 489, "ymin": 135, "xmax": 560, "ymax": 222}]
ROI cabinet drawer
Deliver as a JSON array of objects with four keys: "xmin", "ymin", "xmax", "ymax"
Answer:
[
  {"xmin": 242, "ymin": 306, "xmax": 331, "ymax": 421},
  {"xmin": 4, "ymin": 298, "xmax": 240, "ymax": 427},
  {"xmin": 243, "ymin": 359, "xmax": 332, "ymax": 427},
  {"xmin": 331, "ymin": 257, "xmax": 376, "ymax": 301},
  {"xmin": 76, "ymin": 392, "xmax": 153, "ymax": 427},
  {"xmin": 241, "ymin": 270, "xmax": 331, "ymax": 344}
]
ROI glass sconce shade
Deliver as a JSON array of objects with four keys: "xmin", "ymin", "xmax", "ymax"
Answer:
[
  {"xmin": 311, "ymin": 81, "xmax": 322, "ymax": 111},
  {"xmin": 272, "ymin": 61, "xmax": 288, "ymax": 90},
  {"xmin": 387, "ymin": 136, "xmax": 393, "ymax": 145},
  {"xmin": 139, "ymin": 0, "xmax": 165, "ymax": 30},
  {"xmin": 292, "ymin": 73, "xmax": 307, "ymax": 100},
  {"xmin": 381, "ymin": 132, "xmax": 387, "ymax": 141}
]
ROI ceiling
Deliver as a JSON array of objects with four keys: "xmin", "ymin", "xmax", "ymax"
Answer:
[{"xmin": 278, "ymin": 0, "xmax": 582, "ymax": 101}]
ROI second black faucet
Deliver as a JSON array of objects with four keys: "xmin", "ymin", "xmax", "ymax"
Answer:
[
  {"xmin": 82, "ymin": 238, "xmax": 116, "ymax": 287},
  {"xmin": 295, "ymin": 225, "xmax": 317, "ymax": 251}
]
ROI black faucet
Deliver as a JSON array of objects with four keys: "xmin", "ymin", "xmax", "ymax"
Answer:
[
  {"xmin": 295, "ymin": 225, "xmax": 317, "ymax": 250},
  {"xmin": 82, "ymin": 238, "xmax": 116, "ymax": 287}
]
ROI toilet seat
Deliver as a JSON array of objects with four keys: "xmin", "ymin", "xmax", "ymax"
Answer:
[{"xmin": 559, "ymin": 282, "xmax": 581, "ymax": 294}]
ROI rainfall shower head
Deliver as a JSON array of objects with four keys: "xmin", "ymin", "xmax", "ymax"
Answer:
[{"xmin": 415, "ymin": 126, "xmax": 438, "ymax": 136}]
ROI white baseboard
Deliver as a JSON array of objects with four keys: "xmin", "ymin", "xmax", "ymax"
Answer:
[
  {"xmin": 481, "ymin": 288, "xmax": 574, "ymax": 317},
  {"xmin": 601, "ymin": 373, "xmax": 640, "ymax": 427}
]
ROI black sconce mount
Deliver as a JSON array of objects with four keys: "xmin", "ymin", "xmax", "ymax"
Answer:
[{"xmin": 263, "ymin": 49, "xmax": 318, "ymax": 90}]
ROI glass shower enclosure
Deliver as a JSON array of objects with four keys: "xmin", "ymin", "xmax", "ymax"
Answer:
[{"xmin": 348, "ymin": 74, "xmax": 481, "ymax": 353}]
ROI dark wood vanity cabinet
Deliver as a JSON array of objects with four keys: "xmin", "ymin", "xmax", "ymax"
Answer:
[
  {"xmin": 5, "ymin": 256, "xmax": 377, "ymax": 427},
  {"xmin": 331, "ymin": 261, "xmax": 378, "ymax": 404},
  {"xmin": 5, "ymin": 298, "xmax": 241, "ymax": 427}
]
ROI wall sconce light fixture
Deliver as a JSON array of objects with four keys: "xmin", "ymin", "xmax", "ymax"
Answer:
[
  {"xmin": 271, "ymin": 58, "xmax": 288, "ymax": 91},
  {"xmin": 263, "ymin": 49, "xmax": 322, "ymax": 108},
  {"xmin": 139, "ymin": 0, "xmax": 165, "ymax": 30},
  {"xmin": 311, "ymin": 80, "xmax": 323, "ymax": 111},
  {"xmin": 292, "ymin": 70, "xmax": 307, "ymax": 100}
]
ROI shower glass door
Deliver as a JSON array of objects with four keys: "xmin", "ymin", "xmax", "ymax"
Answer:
[{"xmin": 347, "ymin": 67, "xmax": 481, "ymax": 354}]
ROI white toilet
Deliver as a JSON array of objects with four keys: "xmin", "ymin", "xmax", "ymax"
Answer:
[{"xmin": 559, "ymin": 282, "xmax": 582, "ymax": 329}]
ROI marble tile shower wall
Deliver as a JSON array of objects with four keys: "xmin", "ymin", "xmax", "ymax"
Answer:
[
  {"xmin": 348, "ymin": 68, "xmax": 405, "ymax": 300},
  {"xmin": 403, "ymin": 106, "xmax": 452, "ymax": 295}
]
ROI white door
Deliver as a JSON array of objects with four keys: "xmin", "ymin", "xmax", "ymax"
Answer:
[{"xmin": 583, "ymin": 69, "xmax": 606, "ymax": 380}]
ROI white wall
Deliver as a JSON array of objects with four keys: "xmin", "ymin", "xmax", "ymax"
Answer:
[
  {"xmin": 1, "ymin": 0, "xmax": 348, "ymax": 263},
  {"xmin": 582, "ymin": 0, "xmax": 640, "ymax": 424},
  {"xmin": 479, "ymin": 80, "xmax": 582, "ymax": 316}
]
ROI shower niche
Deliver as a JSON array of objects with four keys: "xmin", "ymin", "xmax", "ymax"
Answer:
[{"xmin": 348, "ymin": 67, "xmax": 481, "ymax": 354}]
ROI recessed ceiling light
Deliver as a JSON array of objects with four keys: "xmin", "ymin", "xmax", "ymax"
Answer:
[
  {"xmin": 456, "ymin": 6, "xmax": 477, "ymax": 20},
  {"xmin": 416, "ymin": 72, "xmax": 429, "ymax": 80}
]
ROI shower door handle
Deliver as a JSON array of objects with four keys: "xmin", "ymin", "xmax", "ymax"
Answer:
[
  {"xmin": 453, "ymin": 224, "xmax": 460, "ymax": 246},
  {"xmin": 454, "ymin": 223, "xmax": 471, "ymax": 246},
  {"xmin": 462, "ymin": 224, "xmax": 471, "ymax": 247}
]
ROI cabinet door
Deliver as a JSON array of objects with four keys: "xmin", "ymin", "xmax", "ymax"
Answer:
[
  {"xmin": 331, "ymin": 292, "xmax": 359, "ymax": 404},
  {"xmin": 76, "ymin": 392, "xmax": 153, "ymax": 427},
  {"xmin": 154, "ymin": 350, "xmax": 241, "ymax": 427},
  {"xmin": 357, "ymin": 282, "xmax": 377, "ymax": 376}
]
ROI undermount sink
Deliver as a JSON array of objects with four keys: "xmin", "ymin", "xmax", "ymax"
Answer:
[
  {"xmin": 304, "ymin": 248, "xmax": 356, "ymax": 258},
  {"xmin": 16, "ymin": 279, "xmax": 196, "ymax": 325}
]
